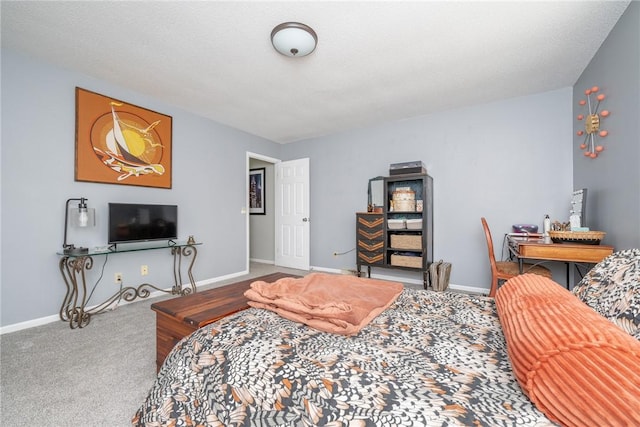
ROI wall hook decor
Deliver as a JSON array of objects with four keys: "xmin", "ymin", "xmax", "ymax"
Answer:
[{"xmin": 576, "ymin": 86, "xmax": 610, "ymax": 159}]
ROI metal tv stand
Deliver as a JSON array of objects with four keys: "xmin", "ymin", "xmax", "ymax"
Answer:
[{"xmin": 57, "ymin": 240, "xmax": 200, "ymax": 329}]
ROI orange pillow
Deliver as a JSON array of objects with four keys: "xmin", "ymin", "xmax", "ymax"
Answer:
[{"xmin": 495, "ymin": 274, "xmax": 640, "ymax": 427}]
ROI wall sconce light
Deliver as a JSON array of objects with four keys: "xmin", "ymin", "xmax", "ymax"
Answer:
[
  {"xmin": 271, "ymin": 22, "xmax": 318, "ymax": 57},
  {"xmin": 63, "ymin": 197, "xmax": 95, "ymax": 255}
]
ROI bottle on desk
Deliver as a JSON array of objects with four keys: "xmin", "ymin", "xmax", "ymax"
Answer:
[{"xmin": 543, "ymin": 215, "xmax": 551, "ymax": 237}]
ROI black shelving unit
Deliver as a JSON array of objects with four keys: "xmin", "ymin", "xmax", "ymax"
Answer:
[{"xmin": 356, "ymin": 173, "xmax": 433, "ymax": 287}]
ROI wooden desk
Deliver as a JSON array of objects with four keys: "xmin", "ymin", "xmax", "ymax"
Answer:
[{"xmin": 507, "ymin": 235, "xmax": 614, "ymax": 286}]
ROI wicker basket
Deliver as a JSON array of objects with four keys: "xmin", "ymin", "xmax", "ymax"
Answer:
[
  {"xmin": 390, "ymin": 234, "xmax": 422, "ymax": 250},
  {"xmin": 549, "ymin": 230, "xmax": 605, "ymax": 244},
  {"xmin": 390, "ymin": 254, "xmax": 422, "ymax": 268}
]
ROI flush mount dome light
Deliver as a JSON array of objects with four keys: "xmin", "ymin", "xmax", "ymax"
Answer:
[{"xmin": 271, "ymin": 22, "xmax": 317, "ymax": 57}]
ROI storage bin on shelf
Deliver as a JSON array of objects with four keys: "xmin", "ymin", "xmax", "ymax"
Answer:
[
  {"xmin": 406, "ymin": 219, "xmax": 423, "ymax": 229},
  {"xmin": 392, "ymin": 189, "xmax": 415, "ymax": 212},
  {"xmin": 390, "ymin": 253, "xmax": 423, "ymax": 268},
  {"xmin": 390, "ymin": 234, "xmax": 422, "ymax": 250},
  {"xmin": 388, "ymin": 219, "xmax": 406, "ymax": 230}
]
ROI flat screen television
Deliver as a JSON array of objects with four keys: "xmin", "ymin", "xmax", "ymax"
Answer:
[{"xmin": 108, "ymin": 203, "xmax": 178, "ymax": 244}]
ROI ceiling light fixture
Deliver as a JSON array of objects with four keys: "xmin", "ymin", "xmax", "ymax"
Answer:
[{"xmin": 271, "ymin": 22, "xmax": 317, "ymax": 57}]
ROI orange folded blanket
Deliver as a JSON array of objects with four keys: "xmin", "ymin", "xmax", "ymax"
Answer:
[{"xmin": 244, "ymin": 273, "xmax": 404, "ymax": 336}]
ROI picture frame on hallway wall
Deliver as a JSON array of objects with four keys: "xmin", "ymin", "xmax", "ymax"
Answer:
[
  {"xmin": 75, "ymin": 87, "xmax": 173, "ymax": 189},
  {"xmin": 249, "ymin": 168, "xmax": 265, "ymax": 215}
]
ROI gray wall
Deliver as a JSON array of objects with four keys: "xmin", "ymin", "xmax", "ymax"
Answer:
[
  {"xmin": 283, "ymin": 89, "xmax": 574, "ymax": 286},
  {"xmin": 249, "ymin": 159, "xmax": 275, "ymax": 263},
  {"xmin": 573, "ymin": 1, "xmax": 640, "ymax": 250},
  {"xmin": 2, "ymin": 3, "xmax": 637, "ymax": 329},
  {"xmin": 1, "ymin": 50, "xmax": 282, "ymax": 328}
]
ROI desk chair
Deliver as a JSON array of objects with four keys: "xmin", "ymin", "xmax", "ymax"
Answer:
[{"xmin": 481, "ymin": 217, "xmax": 552, "ymax": 297}]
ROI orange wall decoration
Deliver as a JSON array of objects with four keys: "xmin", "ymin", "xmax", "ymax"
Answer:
[
  {"xmin": 75, "ymin": 87, "xmax": 172, "ymax": 188},
  {"xmin": 576, "ymin": 86, "xmax": 609, "ymax": 159}
]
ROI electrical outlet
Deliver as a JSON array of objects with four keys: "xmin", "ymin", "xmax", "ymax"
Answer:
[
  {"xmin": 141, "ymin": 265, "xmax": 148, "ymax": 276},
  {"xmin": 115, "ymin": 273, "xmax": 122, "ymax": 284}
]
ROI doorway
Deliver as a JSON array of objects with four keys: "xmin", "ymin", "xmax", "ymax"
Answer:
[
  {"xmin": 247, "ymin": 153, "xmax": 278, "ymax": 272},
  {"xmin": 246, "ymin": 153, "xmax": 311, "ymax": 272}
]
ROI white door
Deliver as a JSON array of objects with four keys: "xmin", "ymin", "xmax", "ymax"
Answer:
[{"xmin": 275, "ymin": 158, "xmax": 310, "ymax": 270}]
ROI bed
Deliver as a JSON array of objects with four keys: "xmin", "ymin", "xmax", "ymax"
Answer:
[{"xmin": 133, "ymin": 250, "xmax": 640, "ymax": 426}]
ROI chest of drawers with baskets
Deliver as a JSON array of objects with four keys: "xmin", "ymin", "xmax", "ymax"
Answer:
[{"xmin": 356, "ymin": 173, "xmax": 433, "ymax": 287}]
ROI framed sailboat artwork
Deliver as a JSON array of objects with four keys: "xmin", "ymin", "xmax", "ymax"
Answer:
[{"xmin": 75, "ymin": 87, "xmax": 172, "ymax": 188}]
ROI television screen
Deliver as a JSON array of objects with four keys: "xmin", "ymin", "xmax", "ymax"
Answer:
[{"xmin": 108, "ymin": 203, "xmax": 177, "ymax": 244}]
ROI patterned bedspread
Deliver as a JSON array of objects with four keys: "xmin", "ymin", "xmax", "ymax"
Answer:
[{"xmin": 133, "ymin": 289, "xmax": 556, "ymax": 426}]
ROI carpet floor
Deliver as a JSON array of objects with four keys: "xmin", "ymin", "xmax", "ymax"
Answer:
[{"xmin": 0, "ymin": 263, "xmax": 307, "ymax": 426}]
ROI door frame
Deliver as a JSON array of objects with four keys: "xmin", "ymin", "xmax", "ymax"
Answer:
[{"xmin": 246, "ymin": 151, "xmax": 280, "ymax": 272}]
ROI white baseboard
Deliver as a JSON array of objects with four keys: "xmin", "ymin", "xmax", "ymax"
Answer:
[
  {"xmin": 310, "ymin": 265, "xmax": 488, "ymax": 295},
  {"xmin": 449, "ymin": 283, "xmax": 489, "ymax": 295},
  {"xmin": 249, "ymin": 258, "xmax": 274, "ymax": 265},
  {"xmin": 0, "ymin": 314, "xmax": 62, "ymax": 335},
  {"xmin": 1, "ymin": 266, "xmax": 488, "ymax": 334},
  {"xmin": 308, "ymin": 265, "xmax": 340, "ymax": 274},
  {"xmin": 0, "ymin": 271, "xmax": 251, "ymax": 335},
  {"xmin": 197, "ymin": 270, "xmax": 249, "ymax": 286}
]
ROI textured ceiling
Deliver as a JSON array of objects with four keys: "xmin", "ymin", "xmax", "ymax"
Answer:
[{"xmin": 1, "ymin": 1, "xmax": 630, "ymax": 144}]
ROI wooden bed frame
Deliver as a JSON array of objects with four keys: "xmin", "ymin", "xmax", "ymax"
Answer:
[{"xmin": 151, "ymin": 272, "xmax": 299, "ymax": 371}]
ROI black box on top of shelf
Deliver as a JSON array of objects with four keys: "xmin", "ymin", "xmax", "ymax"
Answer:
[{"xmin": 389, "ymin": 161, "xmax": 426, "ymax": 176}]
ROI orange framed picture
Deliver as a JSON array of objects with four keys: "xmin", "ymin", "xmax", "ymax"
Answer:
[{"xmin": 75, "ymin": 87, "xmax": 172, "ymax": 188}]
